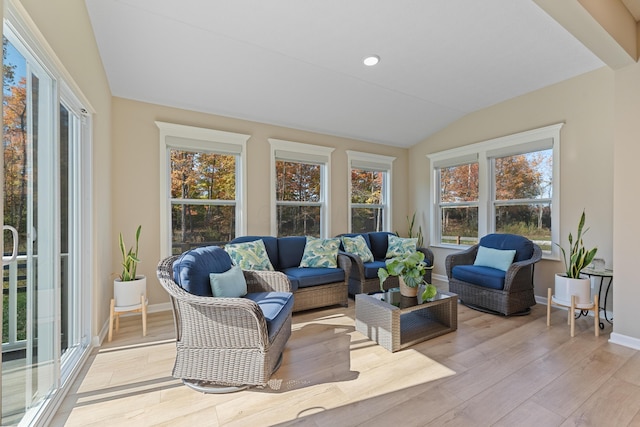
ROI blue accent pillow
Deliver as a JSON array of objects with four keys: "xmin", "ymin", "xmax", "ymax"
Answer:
[
  {"xmin": 209, "ymin": 265, "xmax": 247, "ymax": 297},
  {"xmin": 473, "ymin": 245, "xmax": 516, "ymax": 271}
]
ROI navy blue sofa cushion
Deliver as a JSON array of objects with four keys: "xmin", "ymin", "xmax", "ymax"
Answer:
[
  {"xmin": 245, "ymin": 292, "xmax": 294, "ymax": 342},
  {"xmin": 362, "ymin": 260, "xmax": 387, "ymax": 279},
  {"xmin": 451, "ymin": 264, "xmax": 506, "ymax": 290},
  {"xmin": 229, "ymin": 236, "xmax": 279, "ymax": 269},
  {"xmin": 278, "ymin": 236, "xmax": 307, "ymax": 269},
  {"xmin": 173, "ymin": 246, "xmax": 233, "ymax": 297},
  {"xmin": 368, "ymin": 231, "xmax": 396, "ymax": 260},
  {"xmin": 282, "ymin": 267, "xmax": 345, "ymax": 291},
  {"xmin": 479, "ymin": 233, "xmax": 533, "ymax": 262}
]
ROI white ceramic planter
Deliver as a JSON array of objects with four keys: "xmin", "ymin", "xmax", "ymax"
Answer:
[
  {"xmin": 553, "ymin": 273, "xmax": 592, "ymax": 309},
  {"xmin": 113, "ymin": 276, "xmax": 147, "ymax": 309}
]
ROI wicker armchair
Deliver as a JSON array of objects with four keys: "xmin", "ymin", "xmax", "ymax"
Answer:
[
  {"xmin": 157, "ymin": 253, "xmax": 293, "ymax": 393},
  {"xmin": 445, "ymin": 234, "xmax": 541, "ymax": 316},
  {"xmin": 337, "ymin": 232, "xmax": 434, "ymax": 295}
]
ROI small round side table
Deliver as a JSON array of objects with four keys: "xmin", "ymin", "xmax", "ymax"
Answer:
[{"xmin": 581, "ymin": 267, "xmax": 613, "ymax": 329}]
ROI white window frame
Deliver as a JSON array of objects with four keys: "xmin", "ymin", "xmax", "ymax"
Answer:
[
  {"xmin": 428, "ymin": 123, "xmax": 562, "ymax": 258},
  {"xmin": 157, "ymin": 122, "xmax": 249, "ymax": 257},
  {"xmin": 346, "ymin": 150, "xmax": 395, "ymax": 232},
  {"xmin": 269, "ymin": 138, "xmax": 334, "ymax": 237}
]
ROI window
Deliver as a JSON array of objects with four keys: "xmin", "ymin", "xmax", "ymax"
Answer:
[
  {"xmin": 157, "ymin": 122, "xmax": 248, "ymax": 255},
  {"xmin": 428, "ymin": 123, "xmax": 561, "ymax": 256},
  {"xmin": 347, "ymin": 151, "xmax": 394, "ymax": 233},
  {"xmin": 269, "ymin": 139, "xmax": 334, "ymax": 237},
  {"xmin": 438, "ymin": 158, "xmax": 479, "ymax": 245}
]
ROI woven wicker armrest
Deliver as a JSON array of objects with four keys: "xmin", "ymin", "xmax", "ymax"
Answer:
[
  {"xmin": 338, "ymin": 252, "xmax": 352, "ymax": 283},
  {"xmin": 445, "ymin": 245, "xmax": 479, "ymax": 278},
  {"xmin": 503, "ymin": 244, "xmax": 542, "ymax": 292},
  {"xmin": 244, "ymin": 270, "xmax": 292, "ymax": 293}
]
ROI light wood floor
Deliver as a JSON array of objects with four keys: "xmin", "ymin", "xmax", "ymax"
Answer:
[{"xmin": 50, "ymin": 300, "xmax": 640, "ymax": 427}]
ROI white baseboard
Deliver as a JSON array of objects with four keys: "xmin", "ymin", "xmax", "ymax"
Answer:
[{"xmin": 609, "ymin": 333, "xmax": 640, "ymax": 350}]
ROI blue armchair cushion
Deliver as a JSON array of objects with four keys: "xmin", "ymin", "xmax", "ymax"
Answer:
[
  {"xmin": 368, "ymin": 231, "xmax": 396, "ymax": 260},
  {"xmin": 173, "ymin": 246, "xmax": 233, "ymax": 297},
  {"xmin": 479, "ymin": 233, "xmax": 533, "ymax": 262},
  {"xmin": 209, "ymin": 265, "xmax": 247, "ymax": 297},
  {"xmin": 363, "ymin": 260, "xmax": 388, "ymax": 279},
  {"xmin": 473, "ymin": 246, "xmax": 516, "ymax": 272},
  {"xmin": 245, "ymin": 292, "xmax": 294, "ymax": 342},
  {"xmin": 282, "ymin": 267, "xmax": 345, "ymax": 290},
  {"xmin": 452, "ymin": 265, "xmax": 506, "ymax": 290},
  {"xmin": 277, "ymin": 236, "xmax": 307, "ymax": 269}
]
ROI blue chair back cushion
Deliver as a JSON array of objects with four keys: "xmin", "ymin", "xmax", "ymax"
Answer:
[
  {"xmin": 478, "ymin": 233, "xmax": 533, "ymax": 262},
  {"xmin": 244, "ymin": 292, "xmax": 293, "ymax": 342},
  {"xmin": 452, "ymin": 265, "xmax": 506, "ymax": 290},
  {"xmin": 278, "ymin": 236, "xmax": 307, "ymax": 269},
  {"xmin": 368, "ymin": 232, "xmax": 396, "ymax": 260},
  {"xmin": 173, "ymin": 246, "xmax": 233, "ymax": 297},
  {"xmin": 281, "ymin": 267, "xmax": 345, "ymax": 291},
  {"xmin": 229, "ymin": 236, "xmax": 279, "ymax": 269}
]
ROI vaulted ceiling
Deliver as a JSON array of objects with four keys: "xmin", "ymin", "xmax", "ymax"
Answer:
[{"xmin": 86, "ymin": 0, "xmax": 605, "ymax": 147}]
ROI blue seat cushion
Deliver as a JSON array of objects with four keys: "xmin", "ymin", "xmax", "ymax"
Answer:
[
  {"xmin": 229, "ymin": 236, "xmax": 279, "ymax": 270},
  {"xmin": 452, "ymin": 265, "xmax": 506, "ymax": 290},
  {"xmin": 479, "ymin": 233, "xmax": 533, "ymax": 262},
  {"xmin": 281, "ymin": 267, "xmax": 345, "ymax": 291},
  {"xmin": 173, "ymin": 246, "xmax": 233, "ymax": 297},
  {"xmin": 245, "ymin": 292, "xmax": 293, "ymax": 342},
  {"xmin": 362, "ymin": 260, "xmax": 388, "ymax": 279}
]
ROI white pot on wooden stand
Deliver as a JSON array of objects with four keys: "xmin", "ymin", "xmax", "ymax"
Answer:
[
  {"xmin": 109, "ymin": 275, "xmax": 147, "ymax": 341},
  {"xmin": 553, "ymin": 274, "xmax": 592, "ymax": 308}
]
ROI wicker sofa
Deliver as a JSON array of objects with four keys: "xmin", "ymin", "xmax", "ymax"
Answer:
[
  {"xmin": 337, "ymin": 231, "xmax": 434, "ymax": 295},
  {"xmin": 445, "ymin": 233, "xmax": 542, "ymax": 316},
  {"xmin": 157, "ymin": 245, "xmax": 293, "ymax": 392},
  {"xmin": 227, "ymin": 236, "xmax": 351, "ymax": 312}
]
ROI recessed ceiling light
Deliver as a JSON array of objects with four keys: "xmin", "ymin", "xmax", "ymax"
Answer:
[{"xmin": 363, "ymin": 55, "xmax": 380, "ymax": 66}]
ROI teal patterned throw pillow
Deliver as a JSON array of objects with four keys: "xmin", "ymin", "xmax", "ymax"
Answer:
[
  {"xmin": 299, "ymin": 237, "xmax": 340, "ymax": 268},
  {"xmin": 224, "ymin": 239, "xmax": 275, "ymax": 271},
  {"xmin": 385, "ymin": 235, "xmax": 418, "ymax": 259},
  {"xmin": 341, "ymin": 235, "xmax": 374, "ymax": 263}
]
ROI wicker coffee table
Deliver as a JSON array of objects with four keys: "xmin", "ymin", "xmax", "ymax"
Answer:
[{"xmin": 355, "ymin": 289, "xmax": 457, "ymax": 352}]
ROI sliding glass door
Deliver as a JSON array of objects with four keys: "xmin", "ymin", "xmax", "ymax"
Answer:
[{"xmin": 2, "ymin": 23, "xmax": 90, "ymax": 426}]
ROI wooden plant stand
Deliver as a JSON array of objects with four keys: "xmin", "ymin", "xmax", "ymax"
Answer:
[
  {"xmin": 547, "ymin": 288, "xmax": 599, "ymax": 337},
  {"xmin": 108, "ymin": 294, "xmax": 147, "ymax": 342}
]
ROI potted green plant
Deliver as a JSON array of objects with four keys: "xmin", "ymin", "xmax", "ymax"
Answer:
[
  {"xmin": 553, "ymin": 211, "xmax": 597, "ymax": 308},
  {"xmin": 113, "ymin": 225, "xmax": 146, "ymax": 308},
  {"xmin": 378, "ymin": 251, "xmax": 436, "ymax": 300}
]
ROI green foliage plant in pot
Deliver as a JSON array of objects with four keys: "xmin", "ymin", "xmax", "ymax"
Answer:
[
  {"xmin": 553, "ymin": 211, "xmax": 597, "ymax": 308},
  {"xmin": 114, "ymin": 225, "xmax": 146, "ymax": 308},
  {"xmin": 378, "ymin": 251, "xmax": 436, "ymax": 300}
]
